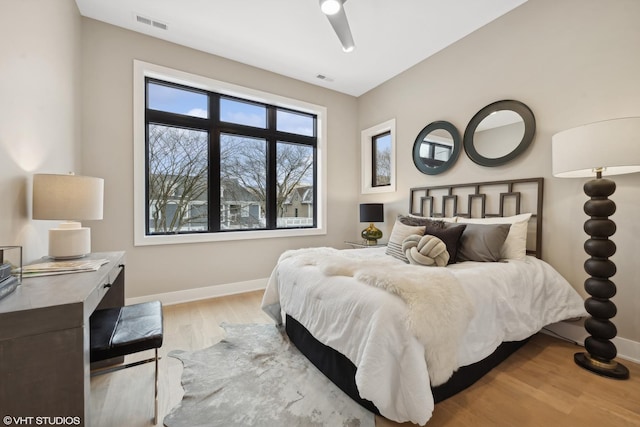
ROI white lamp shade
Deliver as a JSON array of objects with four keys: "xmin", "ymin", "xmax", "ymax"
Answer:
[
  {"xmin": 552, "ymin": 117, "xmax": 640, "ymax": 178},
  {"xmin": 33, "ymin": 174, "xmax": 104, "ymax": 220}
]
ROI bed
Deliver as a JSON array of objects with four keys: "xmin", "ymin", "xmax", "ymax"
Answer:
[{"xmin": 261, "ymin": 178, "xmax": 587, "ymax": 425}]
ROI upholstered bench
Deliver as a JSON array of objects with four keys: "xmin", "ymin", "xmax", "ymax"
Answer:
[{"xmin": 90, "ymin": 301, "xmax": 164, "ymax": 424}]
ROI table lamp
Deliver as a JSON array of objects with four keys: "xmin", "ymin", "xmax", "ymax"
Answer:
[
  {"xmin": 359, "ymin": 203, "xmax": 384, "ymax": 245},
  {"xmin": 33, "ymin": 173, "xmax": 104, "ymax": 259},
  {"xmin": 552, "ymin": 117, "xmax": 640, "ymax": 379}
]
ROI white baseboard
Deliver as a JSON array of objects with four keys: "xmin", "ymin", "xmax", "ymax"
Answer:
[
  {"xmin": 125, "ymin": 278, "xmax": 269, "ymax": 306},
  {"xmin": 543, "ymin": 319, "xmax": 640, "ymax": 364}
]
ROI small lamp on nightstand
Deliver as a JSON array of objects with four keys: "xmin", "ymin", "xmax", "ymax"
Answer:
[
  {"xmin": 552, "ymin": 117, "xmax": 640, "ymax": 380},
  {"xmin": 359, "ymin": 203, "xmax": 384, "ymax": 245}
]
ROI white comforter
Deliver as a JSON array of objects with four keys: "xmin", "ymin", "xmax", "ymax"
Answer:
[{"xmin": 261, "ymin": 247, "xmax": 586, "ymax": 425}]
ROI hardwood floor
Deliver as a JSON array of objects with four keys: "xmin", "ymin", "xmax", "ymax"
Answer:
[{"xmin": 90, "ymin": 291, "xmax": 640, "ymax": 426}]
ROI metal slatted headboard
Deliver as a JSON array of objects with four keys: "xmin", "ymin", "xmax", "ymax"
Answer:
[{"xmin": 409, "ymin": 178, "xmax": 544, "ymax": 258}]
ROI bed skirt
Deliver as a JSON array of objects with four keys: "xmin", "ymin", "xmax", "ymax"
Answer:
[{"xmin": 285, "ymin": 314, "xmax": 530, "ymax": 414}]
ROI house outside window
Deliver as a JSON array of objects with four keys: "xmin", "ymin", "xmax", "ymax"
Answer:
[{"xmin": 134, "ymin": 61, "xmax": 327, "ymax": 245}]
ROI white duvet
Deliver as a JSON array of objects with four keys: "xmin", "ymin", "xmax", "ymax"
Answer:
[{"xmin": 261, "ymin": 247, "xmax": 586, "ymax": 425}]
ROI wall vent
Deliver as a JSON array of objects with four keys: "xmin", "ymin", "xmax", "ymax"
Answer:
[
  {"xmin": 135, "ymin": 14, "xmax": 168, "ymax": 31},
  {"xmin": 152, "ymin": 20, "xmax": 167, "ymax": 30}
]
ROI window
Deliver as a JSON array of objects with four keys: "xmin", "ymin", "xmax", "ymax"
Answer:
[
  {"xmin": 134, "ymin": 61, "xmax": 327, "ymax": 245},
  {"xmin": 371, "ymin": 131, "xmax": 391, "ymax": 187},
  {"xmin": 361, "ymin": 119, "xmax": 396, "ymax": 194}
]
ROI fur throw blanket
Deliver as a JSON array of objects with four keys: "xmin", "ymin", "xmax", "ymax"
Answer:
[{"xmin": 280, "ymin": 248, "xmax": 475, "ymax": 386}]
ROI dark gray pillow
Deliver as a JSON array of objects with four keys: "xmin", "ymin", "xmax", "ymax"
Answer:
[
  {"xmin": 425, "ymin": 223, "xmax": 467, "ymax": 265},
  {"xmin": 398, "ymin": 215, "xmax": 446, "ymax": 229},
  {"xmin": 457, "ymin": 223, "xmax": 511, "ymax": 262}
]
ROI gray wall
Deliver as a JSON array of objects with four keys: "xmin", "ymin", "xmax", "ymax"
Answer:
[
  {"xmin": 0, "ymin": 0, "xmax": 82, "ymax": 262},
  {"xmin": 80, "ymin": 19, "xmax": 359, "ymax": 298},
  {"xmin": 357, "ymin": 0, "xmax": 640, "ymax": 342}
]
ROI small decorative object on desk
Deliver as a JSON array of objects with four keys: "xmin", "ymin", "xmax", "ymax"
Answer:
[
  {"xmin": 20, "ymin": 258, "xmax": 109, "ymax": 278},
  {"xmin": 0, "ymin": 246, "xmax": 22, "ymax": 300}
]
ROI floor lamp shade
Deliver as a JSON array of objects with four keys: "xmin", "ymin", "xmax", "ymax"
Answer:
[
  {"xmin": 552, "ymin": 117, "xmax": 640, "ymax": 178},
  {"xmin": 552, "ymin": 117, "xmax": 640, "ymax": 380},
  {"xmin": 33, "ymin": 174, "xmax": 104, "ymax": 259},
  {"xmin": 359, "ymin": 203, "xmax": 384, "ymax": 245}
]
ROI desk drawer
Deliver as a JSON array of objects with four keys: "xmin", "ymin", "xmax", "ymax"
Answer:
[{"xmin": 95, "ymin": 265, "xmax": 125, "ymax": 311}]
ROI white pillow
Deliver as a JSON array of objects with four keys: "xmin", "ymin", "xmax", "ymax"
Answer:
[
  {"xmin": 385, "ymin": 218, "xmax": 426, "ymax": 263},
  {"xmin": 458, "ymin": 213, "xmax": 532, "ymax": 260}
]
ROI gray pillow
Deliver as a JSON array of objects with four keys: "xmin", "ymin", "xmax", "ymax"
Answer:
[
  {"xmin": 398, "ymin": 215, "xmax": 446, "ymax": 229},
  {"xmin": 457, "ymin": 223, "xmax": 511, "ymax": 262}
]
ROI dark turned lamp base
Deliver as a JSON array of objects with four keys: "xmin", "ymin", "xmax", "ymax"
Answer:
[
  {"xmin": 577, "ymin": 175, "xmax": 629, "ymax": 380},
  {"xmin": 574, "ymin": 352, "xmax": 629, "ymax": 379}
]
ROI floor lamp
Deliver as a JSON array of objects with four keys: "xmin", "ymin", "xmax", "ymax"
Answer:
[{"xmin": 552, "ymin": 117, "xmax": 640, "ymax": 379}]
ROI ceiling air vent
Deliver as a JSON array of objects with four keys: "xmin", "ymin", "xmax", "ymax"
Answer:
[
  {"xmin": 316, "ymin": 74, "xmax": 334, "ymax": 82},
  {"xmin": 135, "ymin": 14, "xmax": 168, "ymax": 31}
]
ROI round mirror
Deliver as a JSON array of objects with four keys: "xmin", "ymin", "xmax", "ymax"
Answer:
[
  {"xmin": 463, "ymin": 100, "xmax": 535, "ymax": 167},
  {"xmin": 413, "ymin": 121, "xmax": 461, "ymax": 175}
]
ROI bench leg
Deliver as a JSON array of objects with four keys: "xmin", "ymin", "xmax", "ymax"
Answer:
[{"xmin": 154, "ymin": 348, "xmax": 159, "ymax": 425}]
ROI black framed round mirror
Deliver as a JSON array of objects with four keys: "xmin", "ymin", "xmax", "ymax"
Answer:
[
  {"xmin": 412, "ymin": 121, "xmax": 461, "ymax": 175},
  {"xmin": 463, "ymin": 100, "xmax": 536, "ymax": 167}
]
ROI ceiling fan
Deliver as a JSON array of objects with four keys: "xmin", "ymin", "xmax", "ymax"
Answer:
[{"xmin": 319, "ymin": 0, "xmax": 355, "ymax": 52}]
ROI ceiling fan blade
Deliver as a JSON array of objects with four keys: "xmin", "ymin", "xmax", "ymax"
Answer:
[{"xmin": 326, "ymin": 7, "xmax": 355, "ymax": 52}]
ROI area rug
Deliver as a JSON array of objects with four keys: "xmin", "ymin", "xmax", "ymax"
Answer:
[{"xmin": 164, "ymin": 323, "xmax": 374, "ymax": 427}]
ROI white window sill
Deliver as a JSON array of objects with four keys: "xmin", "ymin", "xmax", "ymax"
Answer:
[{"xmin": 134, "ymin": 227, "xmax": 326, "ymax": 246}]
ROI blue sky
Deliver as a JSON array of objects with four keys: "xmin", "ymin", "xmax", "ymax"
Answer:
[{"xmin": 148, "ymin": 83, "xmax": 314, "ymax": 136}]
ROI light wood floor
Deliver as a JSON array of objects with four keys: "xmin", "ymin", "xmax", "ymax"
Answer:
[{"xmin": 90, "ymin": 290, "xmax": 640, "ymax": 426}]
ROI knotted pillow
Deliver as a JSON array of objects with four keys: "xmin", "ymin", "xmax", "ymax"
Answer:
[{"xmin": 402, "ymin": 234, "xmax": 450, "ymax": 267}]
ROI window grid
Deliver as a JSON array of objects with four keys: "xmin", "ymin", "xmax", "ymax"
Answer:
[{"xmin": 145, "ymin": 77, "xmax": 318, "ymax": 236}]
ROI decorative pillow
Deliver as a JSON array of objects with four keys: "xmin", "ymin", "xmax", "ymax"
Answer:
[
  {"xmin": 456, "ymin": 223, "xmax": 511, "ymax": 262},
  {"xmin": 427, "ymin": 223, "xmax": 467, "ymax": 265},
  {"xmin": 402, "ymin": 234, "xmax": 449, "ymax": 267},
  {"xmin": 398, "ymin": 215, "xmax": 444, "ymax": 227},
  {"xmin": 386, "ymin": 218, "xmax": 426, "ymax": 263},
  {"xmin": 458, "ymin": 213, "xmax": 532, "ymax": 260},
  {"xmin": 407, "ymin": 213, "xmax": 458, "ymax": 223}
]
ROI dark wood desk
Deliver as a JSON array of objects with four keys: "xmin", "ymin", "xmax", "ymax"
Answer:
[{"xmin": 0, "ymin": 252, "xmax": 125, "ymax": 426}]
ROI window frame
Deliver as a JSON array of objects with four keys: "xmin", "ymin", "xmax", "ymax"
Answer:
[
  {"xmin": 361, "ymin": 119, "xmax": 396, "ymax": 194},
  {"xmin": 371, "ymin": 130, "xmax": 392, "ymax": 188},
  {"xmin": 133, "ymin": 60, "xmax": 327, "ymax": 246}
]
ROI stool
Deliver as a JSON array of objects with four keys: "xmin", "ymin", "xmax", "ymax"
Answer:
[{"xmin": 90, "ymin": 301, "xmax": 164, "ymax": 424}]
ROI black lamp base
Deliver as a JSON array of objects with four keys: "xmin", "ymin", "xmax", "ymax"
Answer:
[
  {"xmin": 577, "ymin": 176, "xmax": 631, "ymax": 380},
  {"xmin": 574, "ymin": 352, "xmax": 629, "ymax": 379}
]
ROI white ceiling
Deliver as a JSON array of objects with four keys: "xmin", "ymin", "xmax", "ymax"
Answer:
[{"xmin": 75, "ymin": 0, "xmax": 527, "ymax": 97}]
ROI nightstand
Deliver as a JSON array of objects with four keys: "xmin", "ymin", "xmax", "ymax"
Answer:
[{"xmin": 344, "ymin": 240, "xmax": 387, "ymax": 249}]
